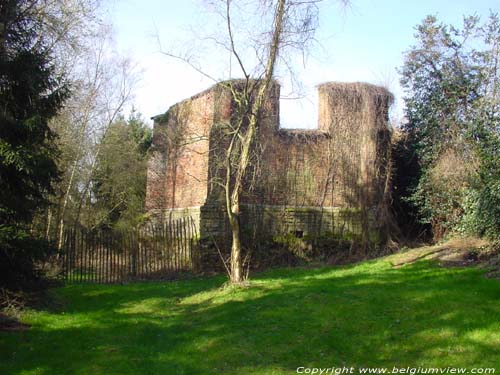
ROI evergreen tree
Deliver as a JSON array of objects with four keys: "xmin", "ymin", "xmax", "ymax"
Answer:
[
  {"xmin": 91, "ymin": 112, "xmax": 152, "ymax": 230},
  {"xmin": 399, "ymin": 13, "xmax": 500, "ymax": 240},
  {"xmin": 0, "ymin": 0, "xmax": 69, "ymax": 288}
]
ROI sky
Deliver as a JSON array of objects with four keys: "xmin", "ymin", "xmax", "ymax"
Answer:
[{"xmin": 110, "ymin": 0, "xmax": 498, "ymax": 128}]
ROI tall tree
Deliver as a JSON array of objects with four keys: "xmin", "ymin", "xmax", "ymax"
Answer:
[
  {"xmin": 399, "ymin": 13, "xmax": 500, "ymax": 239},
  {"xmin": 1, "ymin": 0, "xmax": 106, "ymax": 288},
  {"xmin": 220, "ymin": 0, "xmax": 286, "ymax": 283},
  {"xmin": 51, "ymin": 29, "xmax": 138, "ymax": 248},
  {"xmin": 91, "ymin": 111, "xmax": 152, "ymax": 230},
  {"xmin": 0, "ymin": 0, "xmax": 69, "ymax": 287},
  {"xmin": 162, "ymin": 0, "xmax": 342, "ymax": 283}
]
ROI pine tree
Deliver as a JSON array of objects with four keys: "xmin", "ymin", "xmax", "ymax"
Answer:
[{"xmin": 0, "ymin": 0, "xmax": 69, "ymax": 288}]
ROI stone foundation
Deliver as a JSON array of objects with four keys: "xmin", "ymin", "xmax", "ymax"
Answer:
[{"xmin": 152, "ymin": 203, "xmax": 384, "ymax": 272}]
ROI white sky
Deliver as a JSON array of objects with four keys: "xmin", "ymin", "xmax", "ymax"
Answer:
[{"xmin": 109, "ymin": 0, "xmax": 498, "ymax": 128}]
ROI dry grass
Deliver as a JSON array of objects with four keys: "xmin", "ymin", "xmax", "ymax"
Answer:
[{"xmin": 390, "ymin": 237, "xmax": 496, "ymax": 270}]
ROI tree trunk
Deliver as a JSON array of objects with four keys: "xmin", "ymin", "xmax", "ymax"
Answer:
[
  {"xmin": 46, "ymin": 207, "xmax": 52, "ymax": 240},
  {"xmin": 225, "ymin": 0, "xmax": 286, "ymax": 284},
  {"xmin": 229, "ymin": 211, "xmax": 242, "ymax": 283},
  {"xmin": 57, "ymin": 158, "xmax": 78, "ymax": 250}
]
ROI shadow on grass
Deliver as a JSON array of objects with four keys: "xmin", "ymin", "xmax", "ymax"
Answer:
[{"xmin": 0, "ymin": 261, "xmax": 499, "ymax": 375}]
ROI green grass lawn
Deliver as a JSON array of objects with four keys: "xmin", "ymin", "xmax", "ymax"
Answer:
[{"xmin": 1, "ymin": 253, "xmax": 499, "ymax": 375}]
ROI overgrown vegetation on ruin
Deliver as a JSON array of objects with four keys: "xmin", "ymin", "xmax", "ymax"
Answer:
[{"xmin": 319, "ymin": 83, "xmax": 395, "ymax": 248}]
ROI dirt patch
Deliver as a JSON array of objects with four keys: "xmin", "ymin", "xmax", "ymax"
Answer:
[
  {"xmin": 390, "ymin": 237, "xmax": 500, "ymax": 278},
  {"xmin": 0, "ymin": 313, "xmax": 30, "ymax": 332}
]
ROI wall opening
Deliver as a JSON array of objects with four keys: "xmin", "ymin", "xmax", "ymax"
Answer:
[{"xmin": 279, "ymin": 86, "xmax": 319, "ymax": 130}]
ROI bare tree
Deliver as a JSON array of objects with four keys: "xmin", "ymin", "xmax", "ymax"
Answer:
[
  {"xmin": 160, "ymin": 0, "xmax": 346, "ymax": 283},
  {"xmin": 52, "ymin": 28, "xmax": 139, "ymax": 249},
  {"xmin": 17, "ymin": 0, "xmax": 122, "ymax": 241}
]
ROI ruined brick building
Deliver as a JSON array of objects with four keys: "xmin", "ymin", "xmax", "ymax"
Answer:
[{"xmin": 145, "ymin": 80, "xmax": 393, "ymax": 259}]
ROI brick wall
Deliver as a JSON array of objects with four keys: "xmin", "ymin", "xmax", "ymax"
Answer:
[{"xmin": 145, "ymin": 85, "xmax": 232, "ymax": 213}]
